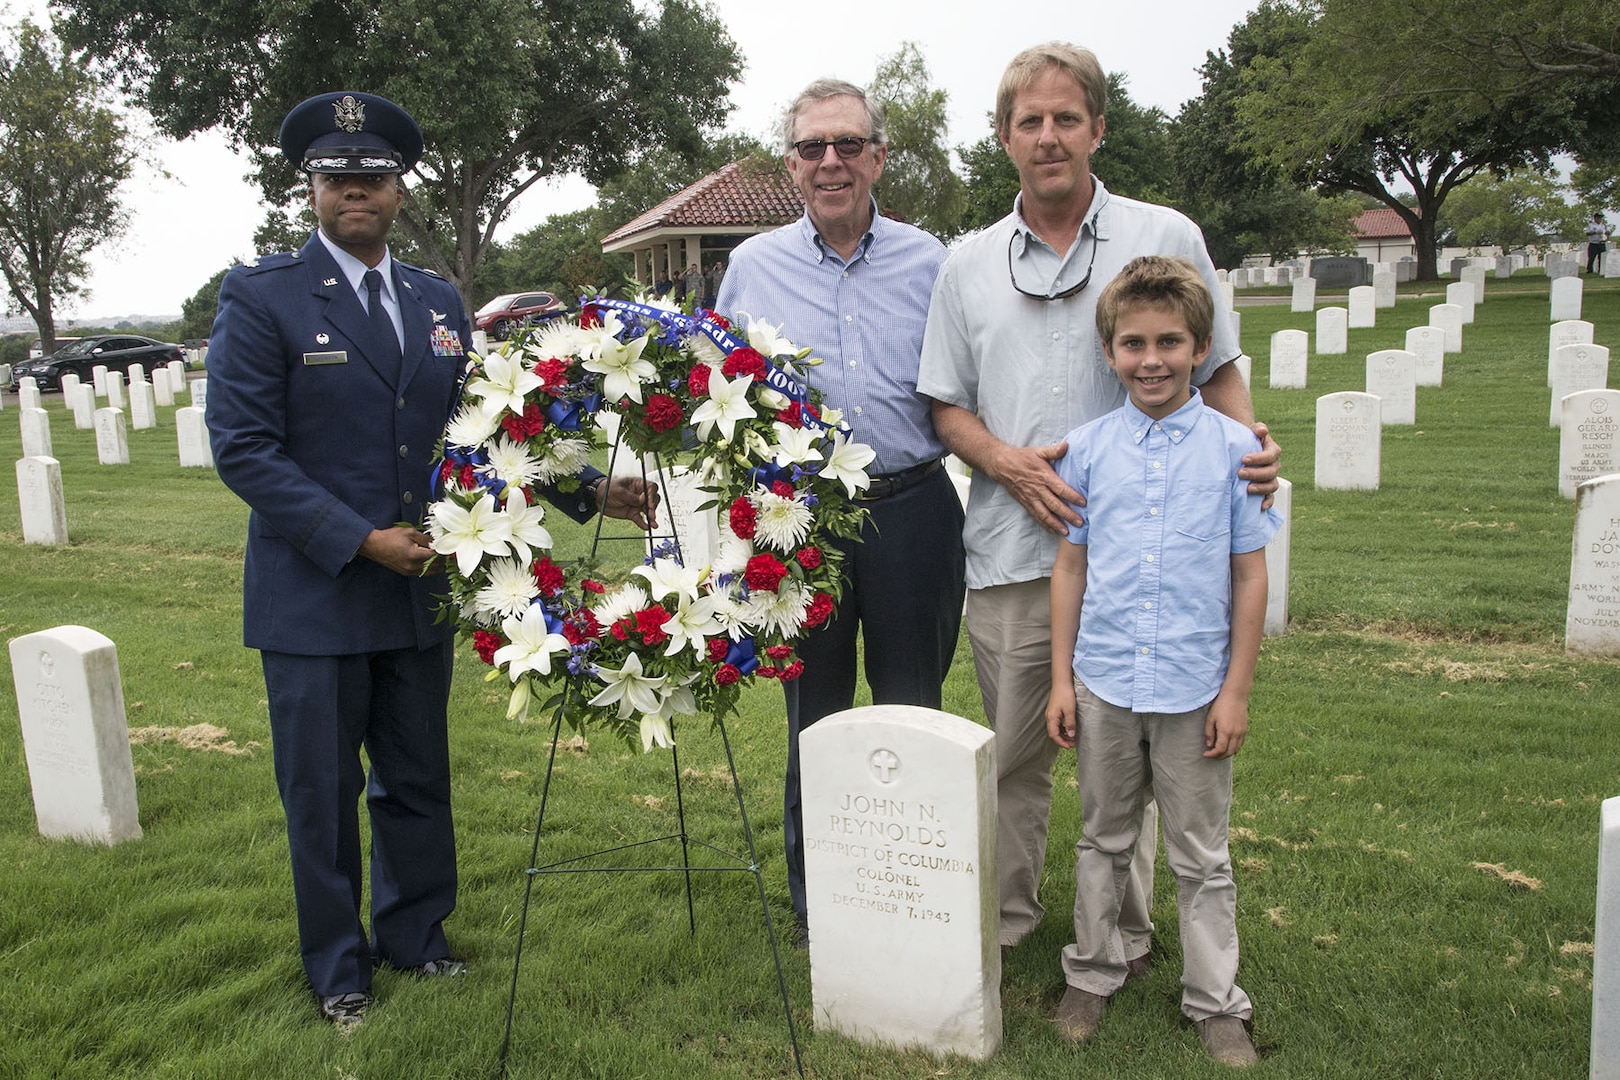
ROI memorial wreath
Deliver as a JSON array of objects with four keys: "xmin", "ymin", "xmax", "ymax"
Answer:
[{"xmin": 425, "ymin": 297, "xmax": 874, "ymax": 752}]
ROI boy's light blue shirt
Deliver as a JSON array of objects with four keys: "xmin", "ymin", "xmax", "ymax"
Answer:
[{"xmin": 1054, "ymin": 388, "xmax": 1280, "ymax": 713}]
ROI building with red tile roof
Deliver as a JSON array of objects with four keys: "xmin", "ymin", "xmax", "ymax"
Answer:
[{"xmin": 1352, "ymin": 207, "xmax": 1417, "ymax": 262}]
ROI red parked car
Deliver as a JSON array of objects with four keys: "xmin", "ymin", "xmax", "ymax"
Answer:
[{"xmin": 474, "ymin": 291, "xmax": 565, "ymax": 339}]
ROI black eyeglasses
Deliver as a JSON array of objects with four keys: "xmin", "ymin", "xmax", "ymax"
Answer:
[
  {"xmin": 1007, "ymin": 230, "xmax": 1097, "ymax": 301},
  {"xmin": 792, "ymin": 136, "xmax": 872, "ymax": 161}
]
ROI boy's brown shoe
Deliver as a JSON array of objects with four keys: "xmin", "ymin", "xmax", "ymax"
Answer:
[
  {"xmin": 1198, "ymin": 1015, "xmax": 1258, "ymax": 1067},
  {"xmin": 1053, "ymin": 986, "xmax": 1107, "ymax": 1044}
]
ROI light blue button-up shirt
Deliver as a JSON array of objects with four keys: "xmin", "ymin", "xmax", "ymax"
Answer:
[
  {"xmin": 1054, "ymin": 390, "xmax": 1279, "ymax": 713},
  {"xmin": 717, "ymin": 206, "xmax": 948, "ymax": 475}
]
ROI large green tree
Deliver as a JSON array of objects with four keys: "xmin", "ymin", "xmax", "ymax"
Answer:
[
  {"xmin": 1234, "ymin": 0, "xmax": 1582, "ymax": 280},
  {"xmin": 868, "ymin": 42, "xmax": 966, "ymax": 238},
  {"xmin": 0, "ymin": 21, "xmax": 135, "ymax": 353},
  {"xmin": 57, "ymin": 0, "xmax": 742, "ymax": 312},
  {"xmin": 1438, "ymin": 170, "xmax": 1587, "ymax": 253},
  {"xmin": 1168, "ymin": 2, "xmax": 1357, "ymax": 269}
]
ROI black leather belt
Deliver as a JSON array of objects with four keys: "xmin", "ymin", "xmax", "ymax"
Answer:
[{"xmin": 859, "ymin": 458, "xmax": 944, "ymax": 500}]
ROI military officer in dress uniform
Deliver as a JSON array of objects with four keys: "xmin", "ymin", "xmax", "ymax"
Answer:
[{"xmin": 206, "ymin": 91, "xmax": 657, "ymax": 1027}]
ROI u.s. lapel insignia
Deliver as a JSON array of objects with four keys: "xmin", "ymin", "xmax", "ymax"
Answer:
[
  {"xmin": 316, "ymin": 333, "xmax": 330, "ymax": 345},
  {"xmin": 323, "ymin": 277, "xmax": 338, "ymax": 287}
]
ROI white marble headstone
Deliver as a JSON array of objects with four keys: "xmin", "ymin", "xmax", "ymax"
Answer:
[
  {"xmin": 1291, "ymin": 276, "xmax": 1316, "ymax": 313},
  {"xmin": 20, "ymin": 406, "xmax": 52, "ymax": 458},
  {"xmin": 1404, "ymin": 325, "xmax": 1445, "ymax": 387},
  {"xmin": 91, "ymin": 365, "xmax": 108, "ymax": 396},
  {"xmin": 1552, "ymin": 277, "xmax": 1584, "ymax": 321},
  {"xmin": 153, "ymin": 372, "xmax": 175, "ymax": 408},
  {"xmin": 1594, "ymin": 796, "xmax": 1620, "ymax": 1075},
  {"xmin": 1429, "ymin": 304, "xmax": 1463, "ymax": 353},
  {"xmin": 1230, "ymin": 268, "xmax": 1249, "ymax": 288},
  {"xmin": 1230, "ymin": 352, "xmax": 1251, "ymax": 389},
  {"xmin": 1549, "ymin": 320, "xmax": 1595, "ymax": 386},
  {"xmin": 8, "ymin": 625, "xmax": 142, "ymax": 844},
  {"xmin": 71, "ymin": 381, "xmax": 96, "ymax": 429},
  {"xmin": 1315, "ymin": 392, "xmax": 1380, "ymax": 491},
  {"xmin": 105, "ymin": 371, "xmax": 125, "ymax": 411},
  {"xmin": 1348, "ymin": 286, "xmax": 1376, "ymax": 329},
  {"xmin": 1220, "ymin": 281, "xmax": 1235, "ymax": 312},
  {"xmin": 1550, "ymin": 344, "xmax": 1611, "ymax": 428},
  {"xmin": 128, "ymin": 364, "xmax": 146, "ymax": 387},
  {"xmin": 94, "ymin": 407, "xmax": 129, "ymax": 465},
  {"xmin": 1372, "ymin": 270, "xmax": 1396, "ymax": 309},
  {"xmin": 661, "ymin": 466, "xmax": 717, "ymax": 569},
  {"xmin": 1461, "ymin": 265, "xmax": 1487, "ymax": 305},
  {"xmin": 176, "ymin": 407, "xmax": 214, "ymax": 468},
  {"xmin": 1316, "ymin": 307, "xmax": 1348, "ymax": 354},
  {"xmin": 1559, "ymin": 390, "xmax": 1620, "ymax": 499},
  {"xmin": 1568, "ymin": 475, "xmax": 1620, "ymax": 655},
  {"xmin": 802, "ymin": 705, "xmax": 1000, "ymax": 1060},
  {"xmin": 1495, "ymin": 256, "xmax": 1514, "ymax": 279},
  {"xmin": 166, "ymin": 360, "xmax": 187, "ymax": 395},
  {"xmin": 18, "ymin": 377, "xmax": 41, "ymax": 411},
  {"xmin": 1366, "ymin": 350, "xmax": 1417, "ymax": 426},
  {"xmin": 1606, "ymin": 250, "xmax": 1620, "ymax": 279},
  {"xmin": 1269, "ymin": 329, "xmax": 1308, "ymax": 389},
  {"xmin": 129, "ymin": 379, "xmax": 157, "ymax": 430},
  {"xmin": 1446, "ymin": 281, "xmax": 1475, "ymax": 325},
  {"xmin": 189, "ymin": 377, "xmax": 208, "ymax": 409},
  {"xmin": 16, "ymin": 455, "xmax": 68, "ymax": 545},
  {"xmin": 1263, "ymin": 477, "xmax": 1292, "ymax": 636},
  {"xmin": 59, "ymin": 373, "xmax": 81, "ymax": 410}
]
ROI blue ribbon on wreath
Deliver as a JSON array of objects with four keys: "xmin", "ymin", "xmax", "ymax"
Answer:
[{"xmin": 723, "ymin": 637, "xmax": 760, "ymax": 676}]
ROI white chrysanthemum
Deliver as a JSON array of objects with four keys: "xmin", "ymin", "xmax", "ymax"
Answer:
[
  {"xmin": 521, "ymin": 320, "xmax": 593, "ymax": 363},
  {"xmin": 684, "ymin": 334, "xmax": 725, "ymax": 366},
  {"xmin": 483, "ymin": 435, "xmax": 544, "ymax": 491},
  {"xmin": 743, "ymin": 579, "xmax": 812, "ymax": 638},
  {"xmin": 444, "ymin": 402, "xmax": 501, "ymax": 451},
  {"xmin": 711, "ymin": 530, "xmax": 754, "ymax": 576},
  {"xmin": 706, "ymin": 591, "xmax": 751, "ymax": 638},
  {"xmin": 591, "ymin": 584, "xmax": 650, "ymax": 629},
  {"xmin": 473, "ymin": 558, "xmax": 539, "ymax": 621},
  {"xmin": 753, "ymin": 490, "xmax": 813, "ymax": 552},
  {"xmin": 532, "ymin": 437, "xmax": 592, "ymax": 484}
]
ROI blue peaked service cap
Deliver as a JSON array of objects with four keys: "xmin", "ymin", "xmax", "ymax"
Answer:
[{"xmin": 279, "ymin": 91, "xmax": 424, "ymax": 175}]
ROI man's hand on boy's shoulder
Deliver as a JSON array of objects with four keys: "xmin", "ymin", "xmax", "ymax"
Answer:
[
  {"xmin": 1238, "ymin": 421, "xmax": 1282, "ymax": 508},
  {"xmin": 1204, "ymin": 695, "xmax": 1249, "ymax": 759}
]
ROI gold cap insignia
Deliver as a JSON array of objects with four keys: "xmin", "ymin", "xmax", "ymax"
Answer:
[{"xmin": 333, "ymin": 95, "xmax": 366, "ymax": 133}]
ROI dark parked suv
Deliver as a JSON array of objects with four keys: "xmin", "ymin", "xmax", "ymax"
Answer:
[{"xmin": 8, "ymin": 335, "xmax": 184, "ymax": 392}]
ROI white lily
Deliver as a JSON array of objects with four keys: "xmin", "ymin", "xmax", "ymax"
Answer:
[
  {"xmin": 582, "ymin": 331, "xmax": 656, "ymax": 403},
  {"xmin": 756, "ymin": 386, "xmax": 791, "ymax": 412},
  {"xmin": 492, "ymin": 606, "xmax": 571, "ymax": 681},
  {"xmin": 742, "ymin": 315, "xmax": 798, "ymax": 358},
  {"xmin": 639, "ymin": 714, "xmax": 674, "ymax": 752},
  {"xmin": 661, "ymin": 594, "xmax": 723, "ymax": 657},
  {"xmin": 465, "ymin": 348, "xmax": 543, "ymax": 416},
  {"xmin": 588, "ymin": 652, "xmax": 666, "ymax": 720},
  {"xmin": 429, "ymin": 492, "xmax": 514, "ymax": 577},
  {"xmin": 632, "ymin": 558, "xmax": 705, "ymax": 605},
  {"xmin": 771, "ymin": 422, "xmax": 824, "ymax": 467},
  {"xmin": 689, "ymin": 370, "xmax": 757, "ymax": 443},
  {"xmin": 819, "ymin": 430, "xmax": 877, "ymax": 498},
  {"xmin": 640, "ymin": 675, "xmax": 698, "ymax": 751},
  {"xmin": 501, "ymin": 485, "xmax": 553, "ymax": 565}
]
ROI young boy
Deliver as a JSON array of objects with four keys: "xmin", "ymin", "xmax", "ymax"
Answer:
[{"xmin": 1044, "ymin": 256, "xmax": 1278, "ymax": 1067}]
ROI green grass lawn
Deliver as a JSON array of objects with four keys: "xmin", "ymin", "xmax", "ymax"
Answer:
[{"xmin": 1, "ymin": 275, "xmax": 1617, "ymax": 1078}]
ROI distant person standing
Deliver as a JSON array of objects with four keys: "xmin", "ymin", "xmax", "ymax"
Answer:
[
  {"xmin": 683, "ymin": 263, "xmax": 705, "ymax": 308},
  {"xmin": 704, "ymin": 258, "xmax": 726, "ymax": 310},
  {"xmin": 1586, "ymin": 212, "xmax": 1610, "ymax": 274}
]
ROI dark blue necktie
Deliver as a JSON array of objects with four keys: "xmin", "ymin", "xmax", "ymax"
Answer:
[{"xmin": 364, "ymin": 268, "xmax": 401, "ymax": 366}]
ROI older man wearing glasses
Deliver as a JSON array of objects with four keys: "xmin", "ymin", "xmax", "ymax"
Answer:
[
  {"xmin": 917, "ymin": 42, "xmax": 1279, "ymax": 973},
  {"xmin": 717, "ymin": 78, "xmax": 965, "ymax": 943}
]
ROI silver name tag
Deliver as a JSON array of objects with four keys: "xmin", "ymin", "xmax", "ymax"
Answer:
[{"xmin": 303, "ymin": 351, "xmax": 348, "ymax": 366}]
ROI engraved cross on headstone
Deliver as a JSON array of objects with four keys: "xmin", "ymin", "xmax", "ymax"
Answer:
[{"xmin": 869, "ymin": 749, "xmax": 900, "ymax": 783}]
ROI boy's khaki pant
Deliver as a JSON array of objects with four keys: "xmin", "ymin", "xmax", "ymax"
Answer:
[{"xmin": 1062, "ymin": 681, "xmax": 1252, "ymax": 1022}]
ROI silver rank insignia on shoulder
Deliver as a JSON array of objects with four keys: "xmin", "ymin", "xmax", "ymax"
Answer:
[
  {"xmin": 242, "ymin": 254, "xmax": 260, "ymax": 268},
  {"xmin": 334, "ymin": 95, "xmax": 365, "ymax": 133},
  {"xmin": 323, "ymin": 277, "xmax": 338, "ymax": 287},
  {"xmin": 316, "ymin": 333, "xmax": 330, "ymax": 345}
]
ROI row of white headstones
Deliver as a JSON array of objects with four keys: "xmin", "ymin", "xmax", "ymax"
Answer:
[{"xmin": 7, "ymin": 364, "xmax": 212, "ymax": 546}]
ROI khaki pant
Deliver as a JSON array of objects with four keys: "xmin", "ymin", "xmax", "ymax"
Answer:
[
  {"xmin": 1062, "ymin": 682, "xmax": 1251, "ymax": 1021},
  {"xmin": 966, "ymin": 579, "xmax": 1156, "ymax": 954}
]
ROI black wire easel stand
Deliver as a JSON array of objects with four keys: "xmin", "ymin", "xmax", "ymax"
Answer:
[{"xmin": 495, "ymin": 447, "xmax": 804, "ymax": 1079}]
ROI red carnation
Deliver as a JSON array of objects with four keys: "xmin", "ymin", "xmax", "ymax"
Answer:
[
  {"xmin": 581, "ymin": 579, "xmax": 605, "ymax": 594},
  {"xmin": 438, "ymin": 460, "xmax": 455, "ymax": 485},
  {"xmin": 531, "ymin": 556, "xmax": 566, "ymax": 595},
  {"xmin": 756, "ymin": 665, "xmax": 780, "ymax": 679},
  {"xmin": 644, "ymin": 393, "xmax": 683, "ymax": 434},
  {"xmin": 714, "ymin": 664, "xmax": 741, "ymax": 686},
  {"xmin": 688, "ymin": 364, "xmax": 712, "ymax": 396},
  {"xmin": 456, "ymin": 463, "xmax": 478, "ymax": 489},
  {"xmin": 771, "ymin": 480, "xmax": 795, "ymax": 499},
  {"xmin": 501, "ymin": 402, "xmax": 546, "ymax": 439},
  {"xmin": 795, "ymin": 545, "xmax": 823, "ymax": 570},
  {"xmin": 728, "ymin": 496, "xmax": 757, "ymax": 540},
  {"xmin": 780, "ymin": 660, "xmax": 805, "ymax": 681},
  {"xmin": 534, "ymin": 358, "xmax": 570, "ymax": 390},
  {"xmin": 745, "ymin": 553, "xmax": 790, "ymax": 593},
  {"xmin": 765, "ymin": 644, "xmax": 794, "ymax": 660},
  {"xmin": 562, "ymin": 608, "xmax": 600, "ymax": 645},
  {"xmin": 775, "ymin": 401, "xmax": 803, "ymax": 428},
  {"xmin": 636, "ymin": 605, "xmax": 671, "ymax": 646},
  {"xmin": 473, "ymin": 630, "xmax": 502, "ymax": 665},
  {"xmin": 579, "ymin": 305, "xmax": 601, "ymax": 329},
  {"xmin": 804, "ymin": 593, "xmax": 835, "ymax": 627},
  {"xmin": 706, "ymin": 637, "xmax": 730, "ymax": 662},
  {"xmin": 722, "ymin": 347, "xmax": 767, "ymax": 381},
  {"xmin": 611, "ymin": 621, "xmax": 629, "ymax": 642},
  {"xmin": 707, "ymin": 313, "xmax": 731, "ymax": 331}
]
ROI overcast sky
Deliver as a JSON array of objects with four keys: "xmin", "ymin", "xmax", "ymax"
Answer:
[{"xmin": 21, "ymin": 0, "xmax": 1261, "ymax": 321}]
